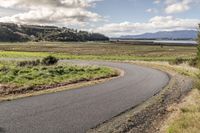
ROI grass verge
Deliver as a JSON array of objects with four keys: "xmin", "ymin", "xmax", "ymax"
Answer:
[
  {"xmin": 0, "ymin": 75, "xmax": 119, "ymax": 102},
  {"xmin": 0, "ymin": 60, "xmax": 119, "ymax": 100},
  {"xmin": 132, "ymin": 61, "xmax": 200, "ymax": 133},
  {"xmin": 164, "ymin": 89, "xmax": 200, "ymax": 133}
]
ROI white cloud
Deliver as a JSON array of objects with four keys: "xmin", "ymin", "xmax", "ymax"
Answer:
[
  {"xmin": 165, "ymin": 0, "xmax": 177, "ymax": 4},
  {"xmin": 165, "ymin": 0, "xmax": 193, "ymax": 14},
  {"xmin": 146, "ymin": 8, "xmax": 158, "ymax": 13},
  {"xmin": 91, "ymin": 16, "xmax": 199, "ymax": 37},
  {"xmin": 154, "ymin": 0, "xmax": 160, "ymax": 4},
  {"xmin": 0, "ymin": 0, "xmax": 100, "ymax": 9},
  {"xmin": 0, "ymin": 0, "xmax": 102, "ymax": 26}
]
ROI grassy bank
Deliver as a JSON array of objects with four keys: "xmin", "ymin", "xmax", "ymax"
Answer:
[
  {"xmin": 138, "ymin": 61, "xmax": 200, "ymax": 133},
  {"xmin": 165, "ymin": 70, "xmax": 200, "ymax": 133},
  {"xmin": 166, "ymin": 89, "xmax": 200, "ymax": 133},
  {"xmin": 0, "ymin": 61, "xmax": 118, "ymax": 96}
]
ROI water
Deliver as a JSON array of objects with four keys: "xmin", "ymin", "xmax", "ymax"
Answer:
[
  {"xmin": 113, "ymin": 39, "xmax": 197, "ymax": 45},
  {"xmin": 153, "ymin": 40, "xmax": 197, "ymax": 44}
]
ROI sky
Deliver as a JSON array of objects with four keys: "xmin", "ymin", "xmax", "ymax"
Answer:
[{"xmin": 0, "ymin": 0, "xmax": 199, "ymax": 37}]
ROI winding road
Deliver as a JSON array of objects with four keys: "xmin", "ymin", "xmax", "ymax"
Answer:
[{"xmin": 0, "ymin": 61, "xmax": 169, "ymax": 133}]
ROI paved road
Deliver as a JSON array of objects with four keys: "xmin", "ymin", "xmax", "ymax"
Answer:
[{"xmin": 0, "ymin": 61, "xmax": 169, "ymax": 133}]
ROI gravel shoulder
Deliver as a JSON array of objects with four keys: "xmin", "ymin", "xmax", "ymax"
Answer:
[{"xmin": 88, "ymin": 61, "xmax": 193, "ymax": 133}]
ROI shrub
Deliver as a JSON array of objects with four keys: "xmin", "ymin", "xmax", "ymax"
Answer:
[
  {"xmin": 41, "ymin": 56, "xmax": 59, "ymax": 66},
  {"xmin": 169, "ymin": 57, "xmax": 185, "ymax": 65},
  {"xmin": 32, "ymin": 59, "xmax": 41, "ymax": 66},
  {"xmin": 0, "ymin": 66, "xmax": 9, "ymax": 72},
  {"xmin": 189, "ymin": 57, "xmax": 198, "ymax": 67},
  {"xmin": 18, "ymin": 59, "xmax": 41, "ymax": 67}
]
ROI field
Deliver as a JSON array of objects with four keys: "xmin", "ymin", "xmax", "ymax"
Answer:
[
  {"xmin": 0, "ymin": 41, "xmax": 199, "ymax": 132},
  {"xmin": 0, "ymin": 42, "xmax": 197, "ymax": 61}
]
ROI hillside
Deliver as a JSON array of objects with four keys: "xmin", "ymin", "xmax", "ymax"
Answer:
[
  {"xmin": 0, "ymin": 23, "xmax": 109, "ymax": 42},
  {"xmin": 121, "ymin": 30, "xmax": 198, "ymax": 40}
]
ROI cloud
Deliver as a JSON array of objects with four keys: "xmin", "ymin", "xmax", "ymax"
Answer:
[
  {"xmin": 154, "ymin": 0, "xmax": 160, "ymax": 4},
  {"xmin": 91, "ymin": 16, "xmax": 199, "ymax": 37},
  {"xmin": 146, "ymin": 8, "xmax": 158, "ymax": 13},
  {"xmin": 0, "ymin": 0, "xmax": 102, "ymax": 26},
  {"xmin": 0, "ymin": 0, "xmax": 100, "ymax": 9},
  {"xmin": 165, "ymin": 0, "xmax": 177, "ymax": 4},
  {"xmin": 165, "ymin": 0, "xmax": 193, "ymax": 14}
]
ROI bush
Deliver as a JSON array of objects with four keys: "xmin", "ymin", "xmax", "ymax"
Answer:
[
  {"xmin": 18, "ymin": 59, "xmax": 40, "ymax": 67},
  {"xmin": 189, "ymin": 57, "xmax": 198, "ymax": 67},
  {"xmin": 0, "ymin": 66, "xmax": 9, "ymax": 72},
  {"xmin": 41, "ymin": 56, "xmax": 59, "ymax": 66},
  {"xmin": 169, "ymin": 57, "xmax": 185, "ymax": 65}
]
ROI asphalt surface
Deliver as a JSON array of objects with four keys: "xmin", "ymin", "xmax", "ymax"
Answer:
[{"xmin": 0, "ymin": 61, "xmax": 169, "ymax": 133}]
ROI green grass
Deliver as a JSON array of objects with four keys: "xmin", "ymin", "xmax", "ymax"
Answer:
[
  {"xmin": 0, "ymin": 61, "xmax": 118, "ymax": 95},
  {"xmin": 0, "ymin": 51, "xmax": 194, "ymax": 62},
  {"xmin": 0, "ymin": 42, "xmax": 196, "ymax": 61}
]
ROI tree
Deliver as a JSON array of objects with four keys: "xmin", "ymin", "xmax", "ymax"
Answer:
[{"xmin": 197, "ymin": 24, "xmax": 200, "ymax": 60}]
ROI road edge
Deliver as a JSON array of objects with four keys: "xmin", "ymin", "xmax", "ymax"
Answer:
[
  {"xmin": 0, "ymin": 68, "xmax": 123, "ymax": 102},
  {"xmin": 88, "ymin": 61, "xmax": 193, "ymax": 133}
]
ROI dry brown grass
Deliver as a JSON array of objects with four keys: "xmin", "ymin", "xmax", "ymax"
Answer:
[
  {"xmin": 131, "ymin": 61, "xmax": 199, "ymax": 77},
  {"xmin": 160, "ymin": 89, "xmax": 200, "ymax": 133},
  {"xmin": 0, "ymin": 42, "xmax": 196, "ymax": 60}
]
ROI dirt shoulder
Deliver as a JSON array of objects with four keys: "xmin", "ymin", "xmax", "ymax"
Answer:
[{"xmin": 88, "ymin": 61, "xmax": 194, "ymax": 133}]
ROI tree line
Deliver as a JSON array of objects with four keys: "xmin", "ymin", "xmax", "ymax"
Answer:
[{"xmin": 0, "ymin": 23, "xmax": 109, "ymax": 42}]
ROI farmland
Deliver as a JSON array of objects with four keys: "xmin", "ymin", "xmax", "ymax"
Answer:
[{"xmin": 0, "ymin": 42, "xmax": 197, "ymax": 61}]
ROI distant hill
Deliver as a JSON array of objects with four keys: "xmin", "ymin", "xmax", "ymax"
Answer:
[
  {"xmin": 0, "ymin": 23, "xmax": 109, "ymax": 42},
  {"xmin": 121, "ymin": 30, "xmax": 198, "ymax": 40}
]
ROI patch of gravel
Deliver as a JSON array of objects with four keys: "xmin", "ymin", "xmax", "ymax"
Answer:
[{"xmin": 88, "ymin": 68, "xmax": 193, "ymax": 133}]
